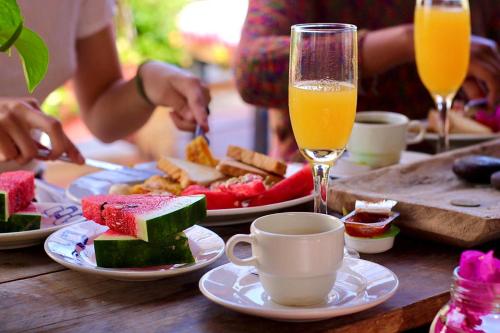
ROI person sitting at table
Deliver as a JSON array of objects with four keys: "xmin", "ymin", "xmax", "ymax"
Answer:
[
  {"xmin": 234, "ymin": 0, "xmax": 500, "ymax": 161},
  {"xmin": 0, "ymin": 0, "xmax": 210, "ymax": 167}
]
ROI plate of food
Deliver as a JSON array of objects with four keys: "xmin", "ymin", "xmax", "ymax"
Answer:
[
  {"xmin": 67, "ymin": 138, "xmax": 315, "ymax": 226},
  {"xmin": 0, "ymin": 171, "xmax": 86, "ymax": 249},
  {"xmin": 424, "ymin": 106, "xmax": 500, "ymax": 142},
  {"xmin": 45, "ymin": 193, "xmax": 224, "ymax": 281}
]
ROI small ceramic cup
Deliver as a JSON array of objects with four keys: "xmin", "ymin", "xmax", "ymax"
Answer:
[
  {"xmin": 347, "ymin": 111, "xmax": 426, "ymax": 167},
  {"xmin": 225, "ymin": 212, "xmax": 345, "ymax": 306}
]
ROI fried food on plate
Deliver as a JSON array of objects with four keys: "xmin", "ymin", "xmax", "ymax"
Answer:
[
  {"xmin": 227, "ymin": 145, "xmax": 287, "ymax": 176},
  {"xmin": 217, "ymin": 159, "xmax": 284, "ymax": 185},
  {"xmin": 186, "ymin": 136, "xmax": 219, "ymax": 167},
  {"xmin": 157, "ymin": 156, "xmax": 224, "ymax": 188}
]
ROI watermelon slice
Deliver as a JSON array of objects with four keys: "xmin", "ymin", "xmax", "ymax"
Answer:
[
  {"xmin": 182, "ymin": 185, "xmax": 241, "ymax": 209},
  {"xmin": 214, "ymin": 174, "xmax": 266, "ymax": 200},
  {"xmin": 82, "ymin": 194, "xmax": 206, "ymax": 242},
  {"xmin": 94, "ymin": 230, "xmax": 194, "ymax": 268},
  {"xmin": 249, "ymin": 165, "xmax": 313, "ymax": 206},
  {"xmin": 82, "ymin": 194, "xmax": 174, "ymax": 225},
  {"xmin": 0, "ymin": 171, "xmax": 35, "ymax": 221},
  {"xmin": 0, "ymin": 203, "xmax": 41, "ymax": 233}
]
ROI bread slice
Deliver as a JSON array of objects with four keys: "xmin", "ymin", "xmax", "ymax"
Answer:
[
  {"xmin": 227, "ymin": 145, "xmax": 287, "ymax": 176},
  {"xmin": 217, "ymin": 159, "xmax": 284, "ymax": 184},
  {"xmin": 428, "ymin": 110, "xmax": 493, "ymax": 134},
  {"xmin": 157, "ymin": 157, "xmax": 224, "ymax": 188}
]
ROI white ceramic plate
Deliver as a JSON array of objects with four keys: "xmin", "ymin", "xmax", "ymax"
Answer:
[
  {"xmin": 199, "ymin": 258, "xmax": 398, "ymax": 322},
  {"xmin": 44, "ymin": 222, "xmax": 225, "ymax": 281},
  {"xmin": 66, "ymin": 163, "xmax": 314, "ymax": 226},
  {"xmin": 65, "ymin": 153, "xmax": 428, "ymax": 226},
  {"xmin": 0, "ymin": 202, "xmax": 86, "ymax": 249}
]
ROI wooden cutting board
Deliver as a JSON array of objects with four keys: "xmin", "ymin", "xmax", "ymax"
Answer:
[{"xmin": 330, "ymin": 139, "xmax": 500, "ymax": 247}]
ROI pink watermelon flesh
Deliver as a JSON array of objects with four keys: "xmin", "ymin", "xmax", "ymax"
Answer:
[
  {"xmin": 102, "ymin": 197, "xmax": 174, "ymax": 237},
  {"xmin": 81, "ymin": 194, "xmax": 206, "ymax": 242},
  {"xmin": 0, "ymin": 171, "xmax": 35, "ymax": 220},
  {"xmin": 82, "ymin": 194, "xmax": 173, "ymax": 225}
]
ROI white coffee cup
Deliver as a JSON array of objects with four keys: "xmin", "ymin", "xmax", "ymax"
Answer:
[
  {"xmin": 225, "ymin": 212, "xmax": 345, "ymax": 306},
  {"xmin": 347, "ymin": 111, "xmax": 426, "ymax": 168}
]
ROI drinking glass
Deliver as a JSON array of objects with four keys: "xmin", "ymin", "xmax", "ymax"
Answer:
[
  {"xmin": 289, "ymin": 23, "xmax": 358, "ymax": 214},
  {"xmin": 414, "ymin": 0, "xmax": 470, "ymax": 152}
]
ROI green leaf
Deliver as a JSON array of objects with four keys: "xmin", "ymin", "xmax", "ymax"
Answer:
[
  {"xmin": 372, "ymin": 225, "xmax": 400, "ymax": 239},
  {"xmin": 13, "ymin": 27, "xmax": 49, "ymax": 93},
  {"xmin": 0, "ymin": 0, "xmax": 23, "ymax": 50}
]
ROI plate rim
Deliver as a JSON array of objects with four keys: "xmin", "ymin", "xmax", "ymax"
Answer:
[
  {"xmin": 0, "ymin": 202, "xmax": 86, "ymax": 242},
  {"xmin": 199, "ymin": 259, "xmax": 399, "ymax": 320},
  {"xmin": 44, "ymin": 223, "xmax": 225, "ymax": 280}
]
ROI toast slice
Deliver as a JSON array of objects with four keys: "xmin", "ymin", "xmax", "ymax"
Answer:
[
  {"xmin": 428, "ymin": 110, "xmax": 493, "ymax": 134},
  {"xmin": 157, "ymin": 157, "xmax": 224, "ymax": 188},
  {"xmin": 227, "ymin": 145, "xmax": 287, "ymax": 176},
  {"xmin": 217, "ymin": 159, "xmax": 284, "ymax": 184}
]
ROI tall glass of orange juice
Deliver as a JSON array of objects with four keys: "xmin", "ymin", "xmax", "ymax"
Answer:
[
  {"xmin": 415, "ymin": 0, "xmax": 470, "ymax": 152},
  {"xmin": 289, "ymin": 24, "xmax": 358, "ymax": 214}
]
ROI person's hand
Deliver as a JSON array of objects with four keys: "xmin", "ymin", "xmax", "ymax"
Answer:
[
  {"xmin": 463, "ymin": 36, "xmax": 500, "ymax": 111},
  {"xmin": 0, "ymin": 98, "xmax": 84, "ymax": 165},
  {"xmin": 140, "ymin": 61, "xmax": 211, "ymax": 132}
]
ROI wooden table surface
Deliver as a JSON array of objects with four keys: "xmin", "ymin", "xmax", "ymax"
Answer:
[
  {"xmin": 2, "ymin": 217, "xmax": 494, "ymax": 333},
  {"xmin": 0, "ymin": 163, "xmax": 494, "ymax": 332}
]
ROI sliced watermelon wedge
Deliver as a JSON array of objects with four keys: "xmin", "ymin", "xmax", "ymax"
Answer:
[
  {"xmin": 249, "ymin": 164, "xmax": 313, "ymax": 206},
  {"xmin": 0, "ymin": 203, "xmax": 41, "ymax": 233},
  {"xmin": 82, "ymin": 194, "xmax": 206, "ymax": 242},
  {"xmin": 0, "ymin": 171, "xmax": 35, "ymax": 221},
  {"xmin": 182, "ymin": 185, "xmax": 240, "ymax": 209},
  {"xmin": 82, "ymin": 194, "xmax": 174, "ymax": 225},
  {"xmin": 94, "ymin": 230, "xmax": 194, "ymax": 268}
]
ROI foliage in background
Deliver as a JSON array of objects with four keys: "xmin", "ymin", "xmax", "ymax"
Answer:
[
  {"xmin": 0, "ymin": 0, "xmax": 48, "ymax": 92},
  {"xmin": 116, "ymin": 0, "xmax": 190, "ymax": 67}
]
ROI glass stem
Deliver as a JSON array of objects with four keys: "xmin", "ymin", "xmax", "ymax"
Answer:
[
  {"xmin": 435, "ymin": 95, "xmax": 453, "ymax": 153},
  {"xmin": 312, "ymin": 163, "xmax": 331, "ymax": 214}
]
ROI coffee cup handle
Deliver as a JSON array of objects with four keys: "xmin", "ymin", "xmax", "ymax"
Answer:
[
  {"xmin": 406, "ymin": 120, "xmax": 426, "ymax": 145},
  {"xmin": 225, "ymin": 234, "xmax": 258, "ymax": 267}
]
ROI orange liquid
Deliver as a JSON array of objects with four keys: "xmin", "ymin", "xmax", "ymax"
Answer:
[
  {"xmin": 415, "ymin": 5, "xmax": 470, "ymax": 97},
  {"xmin": 289, "ymin": 81, "xmax": 357, "ymax": 150}
]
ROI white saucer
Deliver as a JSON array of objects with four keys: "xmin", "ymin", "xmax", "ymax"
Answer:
[
  {"xmin": 199, "ymin": 258, "xmax": 398, "ymax": 322},
  {"xmin": 45, "ymin": 222, "xmax": 225, "ymax": 281}
]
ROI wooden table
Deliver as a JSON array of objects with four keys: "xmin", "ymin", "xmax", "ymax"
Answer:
[
  {"xmin": 0, "ymin": 162, "xmax": 494, "ymax": 332},
  {"xmin": 2, "ymin": 215, "xmax": 495, "ymax": 333}
]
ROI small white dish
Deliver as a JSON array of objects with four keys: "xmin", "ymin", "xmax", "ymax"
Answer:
[
  {"xmin": 199, "ymin": 258, "xmax": 398, "ymax": 322},
  {"xmin": 0, "ymin": 202, "xmax": 86, "ymax": 250},
  {"xmin": 45, "ymin": 222, "xmax": 225, "ymax": 281},
  {"xmin": 344, "ymin": 233, "xmax": 396, "ymax": 254}
]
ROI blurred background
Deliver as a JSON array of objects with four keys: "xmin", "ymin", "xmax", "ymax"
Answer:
[{"xmin": 43, "ymin": 0, "xmax": 257, "ymax": 166}]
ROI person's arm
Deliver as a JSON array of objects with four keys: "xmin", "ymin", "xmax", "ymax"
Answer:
[
  {"xmin": 74, "ymin": 26, "xmax": 210, "ymax": 143},
  {"xmin": 235, "ymin": 1, "xmax": 415, "ymax": 109},
  {"xmin": 235, "ymin": 0, "xmax": 312, "ymax": 110}
]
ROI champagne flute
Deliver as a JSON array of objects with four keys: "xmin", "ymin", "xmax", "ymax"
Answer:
[
  {"xmin": 414, "ymin": 0, "xmax": 470, "ymax": 152},
  {"xmin": 289, "ymin": 24, "xmax": 358, "ymax": 214}
]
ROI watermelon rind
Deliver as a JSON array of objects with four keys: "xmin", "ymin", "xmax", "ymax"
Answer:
[
  {"xmin": 94, "ymin": 231, "xmax": 195, "ymax": 268},
  {"xmin": 0, "ymin": 211, "xmax": 42, "ymax": 233},
  {"xmin": 135, "ymin": 195, "xmax": 206, "ymax": 242},
  {"xmin": 0, "ymin": 190, "xmax": 8, "ymax": 221}
]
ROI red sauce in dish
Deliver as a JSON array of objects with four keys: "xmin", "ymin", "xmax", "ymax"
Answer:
[{"xmin": 343, "ymin": 212, "xmax": 398, "ymax": 238}]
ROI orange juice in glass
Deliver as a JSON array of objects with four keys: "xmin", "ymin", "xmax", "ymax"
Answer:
[
  {"xmin": 289, "ymin": 81, "xmax": 357, "ymax": 153},
  {"xmin": 289, "ymin": 24, "xmax": 357, "ymax": 214},
  {"xmin": 414, "ymin": 0, "xmax": 470, "ymax": 151}
]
